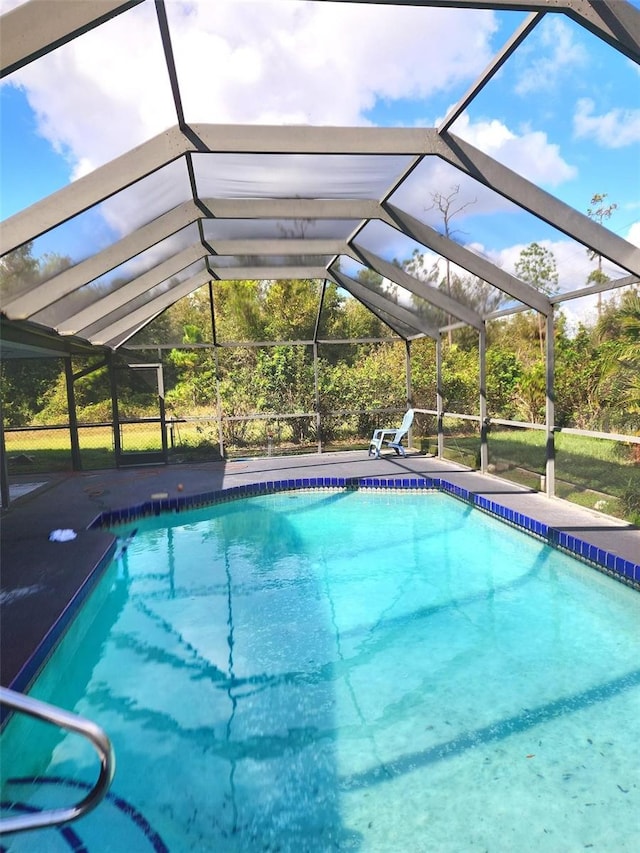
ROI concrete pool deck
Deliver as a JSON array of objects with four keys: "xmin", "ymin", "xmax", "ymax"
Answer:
[{"xmin": 1, "ymin": 451, "xmax": 639, "ymax": 692}]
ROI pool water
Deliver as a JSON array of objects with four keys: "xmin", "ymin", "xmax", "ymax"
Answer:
[{"xmin": 2, "ymin": 490, "xmax": 639, "ymax": 851}]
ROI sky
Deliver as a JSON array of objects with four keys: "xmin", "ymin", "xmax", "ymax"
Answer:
[{"xmin": 1, "ymin": 0, "xmax": 639, "ymax": 332}]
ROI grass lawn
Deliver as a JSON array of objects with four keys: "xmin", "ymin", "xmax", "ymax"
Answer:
[
  {"xmin": 5, "ymin": 423, "xmax": 639, "ymax": 522},
  {"xmin": 5, "ymin": 426, "xmax": 117, "ymax": 473},
  {"xmin": 442, "ymin": 428, "xmax": 639, "ymax": 521}
]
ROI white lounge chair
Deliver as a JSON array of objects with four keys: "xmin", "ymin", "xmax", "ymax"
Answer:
[{"xmin": 368, "ymin": 409, "xmax": 415, "ymax": 459}]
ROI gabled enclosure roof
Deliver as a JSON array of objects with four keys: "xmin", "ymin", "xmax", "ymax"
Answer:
[{"xmin": 1, "ymin": 0, "xmax": 639, "ymax": 354}]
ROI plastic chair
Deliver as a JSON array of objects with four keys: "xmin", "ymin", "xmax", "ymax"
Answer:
[{"xmin": 368, "ymin": 409, "xmax": 414, "ymax": 459}]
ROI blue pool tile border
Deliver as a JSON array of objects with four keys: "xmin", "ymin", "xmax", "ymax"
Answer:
[{"xmin": 90, "ymin": 476, "xmax": 640, "ymax": 590}]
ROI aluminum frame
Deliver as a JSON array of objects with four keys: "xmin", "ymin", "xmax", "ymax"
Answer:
[{"xmin": 1, "ymin": 0, "xmax": 638, "ymax": 354}]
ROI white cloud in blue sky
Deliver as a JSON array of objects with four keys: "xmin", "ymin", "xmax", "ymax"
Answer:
[
  {"xmin": 167, "ymin": 0, "xmax": 498, "ymax": 125},
  {"xmin": 573, "ymin": 98, "xmax": 640, "ymax": 148},
  {"xmin": 450, "ymin": 113, "xmax": 576, "ymax": 188},
  {"xmin": 514, "ymin": 17, "xmax": 588, "ymax": 96}
]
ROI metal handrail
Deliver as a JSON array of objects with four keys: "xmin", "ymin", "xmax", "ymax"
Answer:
[{"xmin": 0, "ymin": 686, "xmax": 115, "ymax": 835}]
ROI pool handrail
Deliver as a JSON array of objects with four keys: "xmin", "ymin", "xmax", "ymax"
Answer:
[{"xmin": 0, "ymin": 686, "xmax": 115, "ymax": 836}]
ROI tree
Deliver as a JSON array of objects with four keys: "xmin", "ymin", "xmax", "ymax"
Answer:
[
  {"xmin": 514, "ymin": 242, "xmax": 558, "ymax": 356},
  {"xmin": 514, "ymin": 361, "xmax": 546, "ymax": 423},
  {"xmin": 0, "ymin": 242, "xmax": 72, "ymax": 425},
  {"xmin": 554, "ymin": 325, "xmax": 603, "ymax": 428},
  {"xmin": 0, "ymin": 243, "xmax": 40, "ymax": 303},
  {"xmin": 258, "ymin": 345, "xmax": 315, "ymax": 441},
  {"xmin": 440, "ymin": 342, "xmax": 479, "ymax": 415},
  {"xmin": 586, "ymin": 193, "xmax": 618, "ymax": 315},
  {"xmin": 597, "ymin": 288, "xmax": 640, "ymax": 425},
  {"xmin": 0, "ymin": 357, "xmax": 63, "ymax": 426},
  {"xmin": 214, "ymin": 279, "xmax": 266, "ymax": 342},
  {"xmin": 426, "ymin": 184, "xmax": 477, "ymax": 343},
  {"xmin": 399, "ymin": 249, "xmax": 447, "ymax": 331},
  {"xmin": 486, "ymin": 348, "xmax": 523, "ymax": 419},
  {"xmin": 319, "ymin": 279, "xmax": 389, "ymax": 365},
  {"xmin": 263, "ymin": 278, "xmax": 320, "ymax": 341},
  {"xmin": 0, "ymin": 242, "xmax": 72, "ymax": 304}
]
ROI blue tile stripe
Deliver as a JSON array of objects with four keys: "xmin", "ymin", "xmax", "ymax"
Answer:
[{"xmin": 89, "ymin": 477, "xmax": 640, "ymax": 589}]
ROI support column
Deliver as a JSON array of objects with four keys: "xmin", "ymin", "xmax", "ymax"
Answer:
[
  {"xmin": 545, "ymin": 308, "xmax": 555, "ymax": 498},
  {"xmin": 157, "ymin": 362, "xmax": 168, "ymax": 461},
  {"xmin": 208, "ymin": 282, "xmax": 216, "ymax": 342},
  {"xmin": 436, "ymin": 335, "xmax": 444, "ymax": 459},
  {"xmin": 0, "ymin": 399, "xmax": 10, "ymax": 510},
  {"xmin": 65, "ymin": 357, "xmax": 82, "ymax": 471},
  {"xmin": 213, "ymin": 346, "xmax": 224, "ymax": 457},
  {"xmin": 108, "ymin": 352, "xmax": 122, "ymax": 464},
  {"xmin": 479, "ymin": 323, "xmax": 488, "ymax": 473},
  {"xmin": 405, "ymin": 339, "xmax": 413, "ymax": 449},
  {"xmin": 209, "ymin": 282, "xmax": 224, "ymax": 458},
  {"xmin": 313, "ymin": 343, "xmax": 322, "ymax": 453},
  {"xmin": 313, "ymin": 282, "xmax": 327, "ymax": 454}
]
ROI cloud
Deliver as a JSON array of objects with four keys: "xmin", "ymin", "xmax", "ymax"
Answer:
[
  {"xmin": 573, "ymin": 98, "xmax": 640, "ymax": 148},
  {"xmin": 441, "ymin": 113, "xmax": 577, "ymax": 188},
  {"xmin": 626, "ymin": 221, "xmax": 640, "ymax": 247},
  {"xmin": 7, "ymin": 0, "xmax": 498, "ymax": 177},
  {"xmin": 2, "ymin": 0, "xmax": 502, "ymax": 263},
  {"xmin": 10, "ymin": 1, "xmax": 176, "ymax": 175},
  {"xmin": 169, "ymin": 1, "xmax": 498, "ymax": 126},
  {"xmin": 384, "ymin": 112, "xmax": 576, "ymax": 254},
  {"xmin": 514, "ymin": 17, "xmax": 588, "ymax": 96},
  {"xmin": 355, "ymin": 110, "xmax": 579, "ymax": 268},
  {"xmin": 2, "ymin": 2, "xmax": 571, "ymax": 220},
  {"xmin": 2, "ymin": 0, "xmax": 624, "ymax": 330}
]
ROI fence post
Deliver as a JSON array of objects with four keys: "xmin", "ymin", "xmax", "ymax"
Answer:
[
  {"xmin": 213, "ymin": 345, "xmax": 224, "ymax": 457},
  {"xmin": 209, "ymin": 282, "xmax": 225, "ymax": 459},
  {"xmin": 436, "ymin": 335, "xmax": 444, "ymax": 459},
  {"xmin": 108, "ymin": 353, "xmax": 122, "ymax": 464},
  {"xmin": 314, "ymin": 342, "xmax": 321, "ymax": 453},
  {"xmin": 405, "ymin": 339, "xmax": 413, "ymax": 450},
  {"xmin": 479, "ymin": 323, "xmax": 488, "ymax": 473},
  {"xmin": 157, "ymin": 363, "xmax": 168, "ymax": 462},
  {"xmin": 64, "ymin": 358, "xmax": 82, "ymax": 471},
  {"xmin": 0, "ymin": 400, "xmax": 10, "ymax": 509},
  {"xmin": 545, "ymin": 308, "xmax": 555, "ymax": 498}
]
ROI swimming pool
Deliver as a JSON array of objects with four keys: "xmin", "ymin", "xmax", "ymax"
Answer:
[{"xmin": 2, "ymin": 489, "xmax": 639, "ymax": 851}]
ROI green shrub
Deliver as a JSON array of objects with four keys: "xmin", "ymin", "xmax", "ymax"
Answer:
[{"xmin": 619, "ymin": 479, "xmax": 640, "ymax": 526}]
